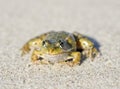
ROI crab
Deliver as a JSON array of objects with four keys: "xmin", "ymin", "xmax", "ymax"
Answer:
[{"xmin": 21, "ymin": 31, "xmax": 98, "ymax": 66}]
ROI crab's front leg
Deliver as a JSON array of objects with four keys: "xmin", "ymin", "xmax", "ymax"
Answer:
[
  {"xmin": 65, "ymin": 52, "xmax": 81, "ymax": 66},
  {"xmin": 79, "ymin": 37, "xmax": 98, "ymax": 61},
  {"xmin": 21, "ymin": 33, "xmax": 47, "ymax": 56},
  {"xmin": 31, "ymin": 49, "xmax": 49, "ymax": 64},
  {"xmin": 21, "ymin": 38, "xmax": 41, "ymax": 56}
]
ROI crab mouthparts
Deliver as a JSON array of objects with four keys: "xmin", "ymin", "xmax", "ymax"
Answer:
[{"xmin": 49, "ymin": 49, "xmax": 54, "ymax": 53}]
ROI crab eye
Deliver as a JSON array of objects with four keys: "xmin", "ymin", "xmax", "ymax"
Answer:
[
  {"xmin": 59, "ymin": 40, "xmax": 64, "ymax": 48},
  {"xmin": 42, "ymin": 40, "xmax": 49, "ymax": 47},
  {"xmin": 42, "ymin": 41, "xmax": 45, "ymax": 46}
]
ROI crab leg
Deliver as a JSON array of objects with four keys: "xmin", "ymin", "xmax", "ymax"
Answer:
[
  {"xmin": 79, "ymin": 37, "xmax": 98, "ymax": 60},
  {"xmin": 73, "ymin": 32, "xmax": 98, "ymax": 61},
  {"xmin": 71, "ymin": 52, "xmax": 81, "ymax": 64},
  {"xmin": 31, "ymin": 49, "xmax": 49, "ymax": 64},
  {"xmin": 65, "ymin": 52, "xmax": 81, "ymax": 66},
  {"xmin": 21, "ymin": 38, "xmax": 41, "ymax": 56},
  {"xmin": 21, "ymin": 33, "xmax": 46, "ymax": 56}
]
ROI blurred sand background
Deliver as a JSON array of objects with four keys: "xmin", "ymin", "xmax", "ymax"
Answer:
[{"xmin": 0, "ymin": 0, "xmax": 120, "ymax": 89}]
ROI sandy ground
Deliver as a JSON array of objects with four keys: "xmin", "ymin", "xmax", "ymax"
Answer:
[{"xmin": 0, "ymin": 0, "xmax": 120, "ymax": 89}]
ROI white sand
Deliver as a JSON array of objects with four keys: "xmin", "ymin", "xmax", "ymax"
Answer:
[{"xmin": 0, "ymin": 0, "xmax": 120, "ymax": 89}]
